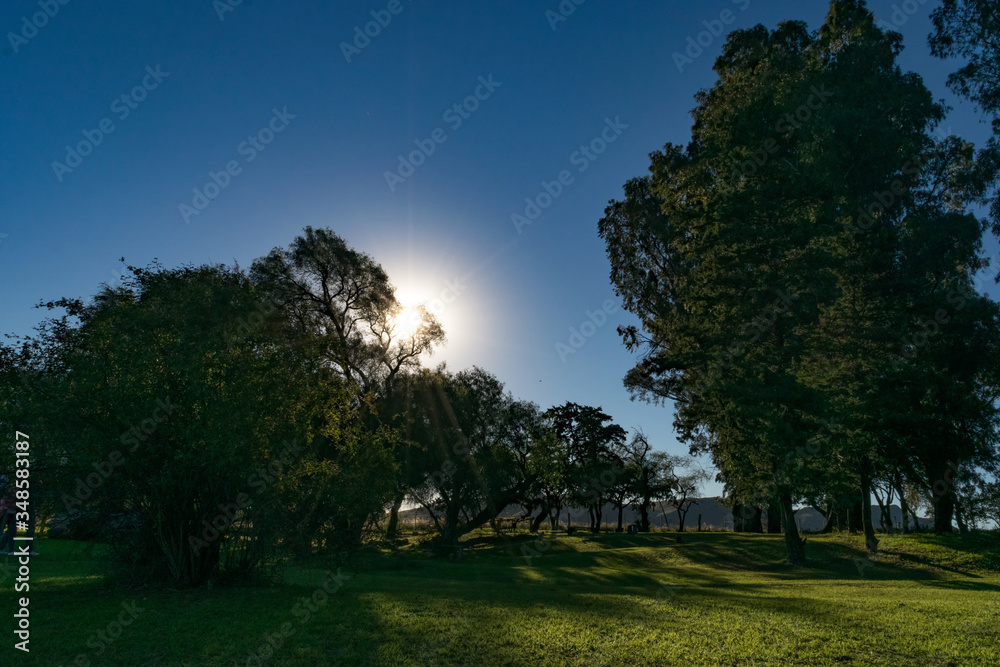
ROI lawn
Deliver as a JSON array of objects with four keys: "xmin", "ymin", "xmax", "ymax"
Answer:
[{"xmin": 2, "ymin": 531, "xmax": 998, "ymax": 666}]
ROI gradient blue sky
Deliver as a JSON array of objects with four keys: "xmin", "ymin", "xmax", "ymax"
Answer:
[{"xmin": 2, "ymin": 1, "xmax": 998, "ymax": 497}]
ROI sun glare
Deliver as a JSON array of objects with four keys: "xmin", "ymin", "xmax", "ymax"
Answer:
[{"xmin": 393, "ymin": 306, "xmax": 423, "ymax": 338}]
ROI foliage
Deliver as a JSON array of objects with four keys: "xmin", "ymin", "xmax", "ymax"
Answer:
[
  {"xmin": 598, "ymin": 0, "xmax": 1000, "ymax": 559},
  {"xmin": 0, "ymin": 264, "xmax": 381, "ymax": 585},
  {"xmin": 395, "ymin": 366, "xmax": 539, "ymax": 553},
  {"xmin": 250, "ymin": 226, "xmax": 445, "ymax": 397},
  {"xmin": 544, "ymin": 402, "xmax": 627, "ymax": 532}
]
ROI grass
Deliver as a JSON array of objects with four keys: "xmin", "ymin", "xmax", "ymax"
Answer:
[{"xmin": 1, "ymin": 531, "xmax": 998, "ymax": 666}]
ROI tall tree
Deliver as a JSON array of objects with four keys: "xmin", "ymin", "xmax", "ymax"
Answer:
[
  {"xmin": 523, "ymin": 423, "xmax": 571, "ymax": 532},
  {"xmin": 251, "ymin": 227, "xmax": 446, "ymax": 544},
  {"xmin": 545, "ymin": 403, "xmax": 627, "ymax": 533},
  {"xmin": 598, "ymin": 1, "xmax": 992, "ymax": 559}
]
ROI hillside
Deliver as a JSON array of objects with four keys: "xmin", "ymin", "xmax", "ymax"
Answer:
[{"xmin": 397, "ymin": 497, "xmax": 933, "ymax": 532}]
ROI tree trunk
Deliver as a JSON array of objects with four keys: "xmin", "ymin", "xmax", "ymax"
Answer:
[
  {"xmin": 872, "ymin": 485, "xmax": 890, "ymax": 534},
  {"xmin": 766, "ymin": 505, "xmax": 781, "ymax": 533},
  {"xmin": 930, "ymin": 473, "xmax": 957, "ymax": 533},
  {"xmin": 616, "ymin": 504, "xmax": 624, "ymax": 532},
  {"xmin": 954, "ymin": 499, "xmax": 969, "ymax": 534},
  {"xmin": 639, "ymin": 498, "xmax": 650, "ymax": 532},
  {"xmin": 386, "ymin": 492, "xmax": 405, "ymax": 541},
  {"xmin": 898, "ymin": 491, "xmax": 910, "ymax": 534},
  {"xmin": 433, "ymin": 502, "xmax": 462, "ymax": 557},
  {"xmin": 860, "ymin": 465, "xmax": 879, "ymax": 554},
  {"xmin": 847, "ymin": 494, "xmax": 871, "ymax": 535},
  {"xmin": 819, "ymin": 501, "xmax": 836, "ymax": 533},
  {"xmin": 530, "ymin": 510, "xmax": 547, "ymax": 533},
  {"xmin": 748, "ymin": 507, "xmax": 763, "ymax": 533},
  {"xmin": 732, "ymin": 503, "xmax": 745, "ymax": 532},
  {"xmin": 777, "ymin": 491, "xmax": 805, "ymax": 563}
]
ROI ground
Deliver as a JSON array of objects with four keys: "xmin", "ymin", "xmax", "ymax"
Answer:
[{"xmin": 2, "ymin": 531, "xmax": 998, "ymax": 666}]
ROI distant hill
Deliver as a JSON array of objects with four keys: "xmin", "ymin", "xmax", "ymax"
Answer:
[{"xmin": 397, "ymin": 497, "xmax": 933, "ymax": 531}]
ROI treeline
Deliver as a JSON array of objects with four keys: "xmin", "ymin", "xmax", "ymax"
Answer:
[
  {"xmin": 598, "ymin": 1, "xmax": 1000, "ymax": 561},
  {"xmin": 0, "ymin": 230, "xmax": 703, "ymax": 586}
]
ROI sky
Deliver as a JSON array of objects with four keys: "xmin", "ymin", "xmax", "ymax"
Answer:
[{"xmin": 2, "ymin": 0, "xmax": 998, "ymax": 498}]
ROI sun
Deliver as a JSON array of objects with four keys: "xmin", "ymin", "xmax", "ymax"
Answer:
[{"xmin": 392, "ymin": 305, "xmax": 424, "ymax": 338}]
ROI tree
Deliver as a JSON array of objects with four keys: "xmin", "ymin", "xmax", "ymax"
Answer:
[
  {"xmin": 609, "ymin": 463, "xmax": 636, "ymax": 533},
  {"xmin": 622, "ymin": 431, "xmax": 674, "ymax": 532},
  {"xmin": 399, "ymin": 367, "xmax": 538, "ymax": 554},
  {"xmin": 929, "ymin": 1, "xmax": 1000, "ymax": 134},
  {"xmin": 12, "ymin": 264, "xmax": 337, "ymax": 585},
  {"xmin": 250, "ymin": 226, "xmax": 445, "ymax": 397},
  {"xmin": 545, "ymin": 403, "xmax": 627, "ymax": 533},
  {"xmin": 973, "ymin": 478, "xmax": 1000, "ymax": 529},
  {"xmin": 251, "ymin": 227, "xmax": 446, "ymax": 546},
  {"xmin": 930, "ymin": 0, "xmax": 1000, "ymax": 244},
  {"xmin": 523, "ymin": 423, "xmax": 571, "ymax": 532},
  {"xmin": 379, "ymin": 373, "xmax": 443, "ymax": 541},
  {"xmin": 598, "ymin": 16, "xmax": 838, "ymax": 561},
  {"xmin": 665, "ymin": 457, "xmax": 709, "ymax": 533},
  {"xmin": 599, "ymin": 0, "xmax": 1000, "ymax": 558}
]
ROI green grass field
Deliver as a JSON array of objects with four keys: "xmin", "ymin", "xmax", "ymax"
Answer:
[{"xmin": 2, "ymin": 531, "xmax": 998, "ymax": 666}]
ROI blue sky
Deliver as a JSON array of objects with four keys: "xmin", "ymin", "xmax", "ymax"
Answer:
[{"xmin": 2, "ymin": 0, "xmax": 997, "ymax": 497}]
